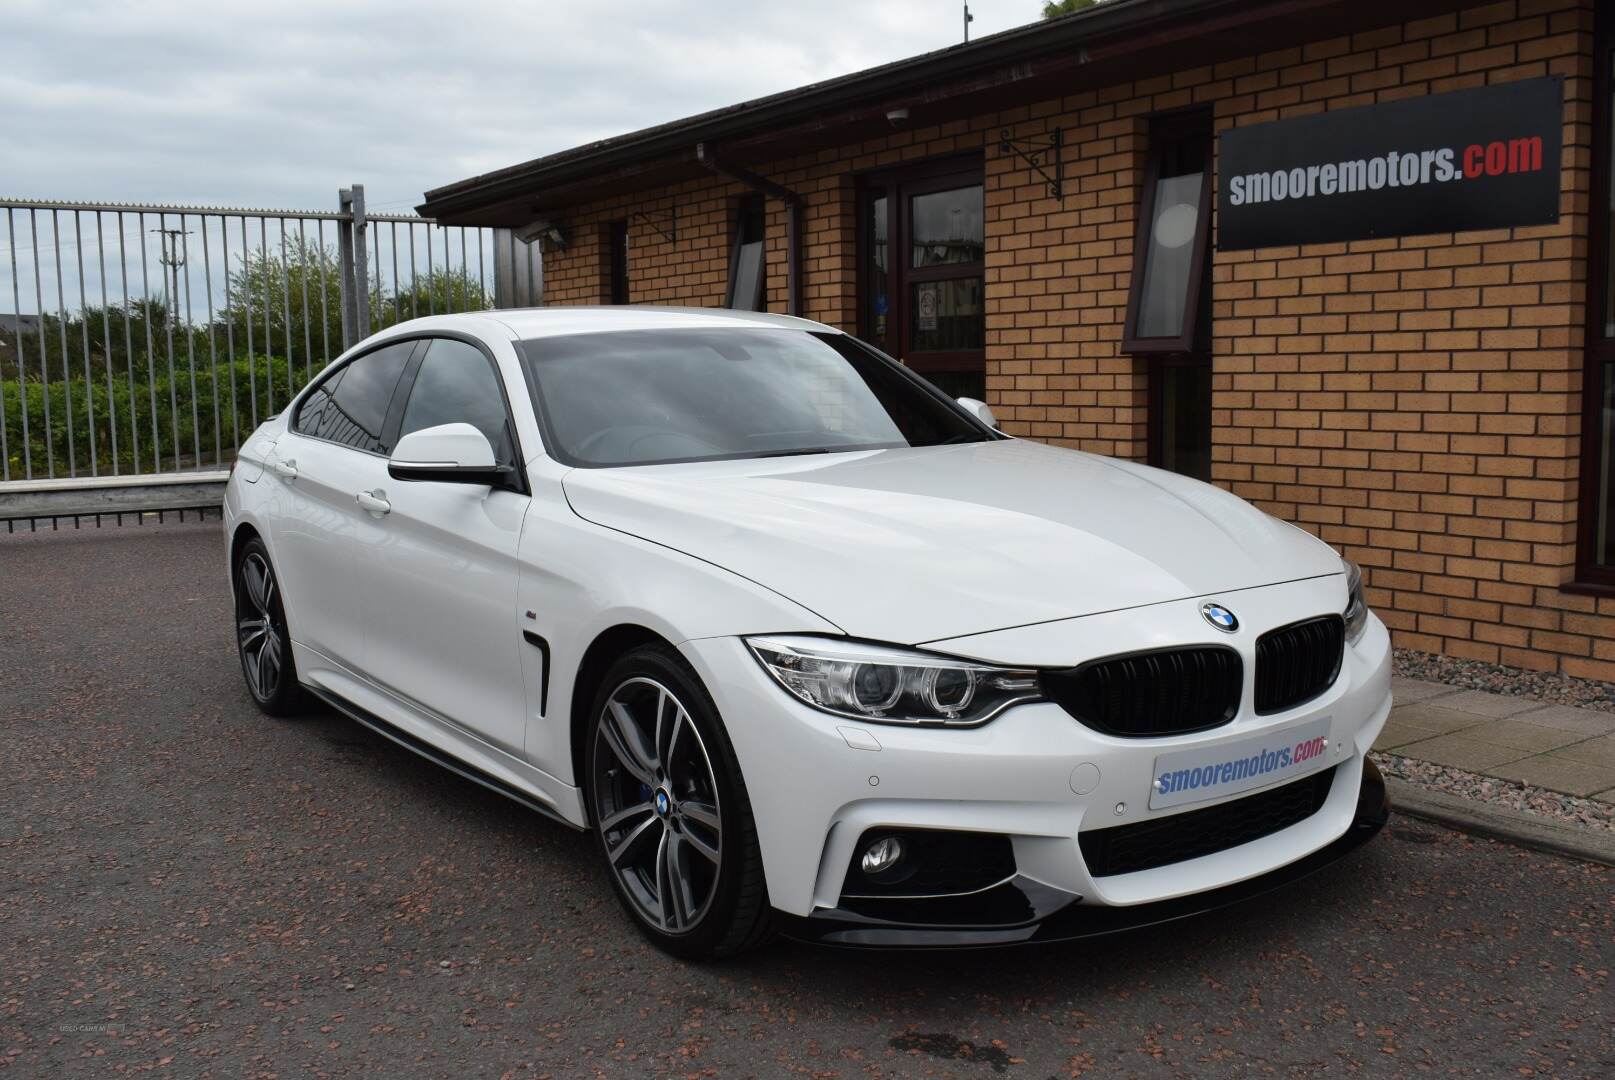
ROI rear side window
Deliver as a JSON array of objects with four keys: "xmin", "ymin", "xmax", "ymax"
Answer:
[
  {"xmin": 399, "ymin": 338, "xmax": 518, "ymax": 466},
  {"xmin": 293, "ymin": 341, "xmax": 414, "ymax": 454}
]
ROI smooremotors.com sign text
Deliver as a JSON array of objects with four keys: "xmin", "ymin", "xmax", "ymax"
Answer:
[{"xmin": 1218, "ymin": 77, "xmax": 1563, "ymax": 251}]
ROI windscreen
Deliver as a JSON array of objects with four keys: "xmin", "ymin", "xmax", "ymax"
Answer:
[{"xmin": 518, "ymin": 328, "xmax": 988, "ymax": 467}]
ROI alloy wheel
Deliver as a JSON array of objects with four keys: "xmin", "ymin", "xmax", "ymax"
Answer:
[
  {"xmin": 592, "ymin": 677, "xmax": 723, "ymax": 934},
  {"xmin": 236, "ymin": 552, "xmax": 284, "ymax": 702}
]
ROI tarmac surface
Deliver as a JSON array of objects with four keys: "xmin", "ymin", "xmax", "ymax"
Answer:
[{"xmin": 1, "ymin": 522, "xmax": 1611, "ymax": 1078}]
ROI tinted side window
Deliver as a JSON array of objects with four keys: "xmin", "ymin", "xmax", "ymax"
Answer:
[
  {"xmin": 293, "ymin": 368, "xmax": 347, "ymax": 441},
  {"xmin": 399, "ymin": 338, "xmax": 517, "ymax": 466},
  {"xmin": 294, "ymin": 341, "xmax": 413, "ymax": 453}
]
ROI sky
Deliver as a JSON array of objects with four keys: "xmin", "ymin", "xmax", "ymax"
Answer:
[{"xmin": 2, "ymin": 0, "xmax": 1043, "ymax": 214}]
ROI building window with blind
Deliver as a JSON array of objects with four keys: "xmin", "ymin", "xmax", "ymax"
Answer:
[
  {"xmin": 1124, "ymin": 115, "xmax": 1213, "ymax": 354},
  {"xmin": 1577, "ymin": 16, "xmax": 1615, "ymax": 583},
  {"xmin": 727, "ymin": 195, "xmax": 765, "ymax": 310},
  {"xmin": 1126, "ymin": 113, "xmax": 1214, "ymax": 481}
]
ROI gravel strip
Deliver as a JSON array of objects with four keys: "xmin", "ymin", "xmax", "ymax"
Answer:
[
  {"xmin": 1373, "ymin": 751, "xmax": 1615, "ymax": 831},
  {"xmin": 1394, "ymin": 647, "xmax": 1615, "ymax": 713}
]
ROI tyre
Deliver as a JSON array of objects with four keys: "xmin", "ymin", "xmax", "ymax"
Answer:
[
  {"xmin": 233, "ymin": 537, "xmax": 309, "ymax": 717},
  {"xmin": 585, "ymin": 644, "xmax": 774, "ymax": 959}
]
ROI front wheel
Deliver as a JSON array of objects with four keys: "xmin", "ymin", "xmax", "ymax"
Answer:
[{"xmin": 585, "ymin": 645, "xmax": 773, "ymax": 959}]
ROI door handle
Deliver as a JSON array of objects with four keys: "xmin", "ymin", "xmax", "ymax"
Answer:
[
  {"xmin": 355, "ymin": 489, "xmax": 391, "ymax": 515},
  {"xmin": 271, "ymin": 458, "xmax": 298, "ymax": 480}
]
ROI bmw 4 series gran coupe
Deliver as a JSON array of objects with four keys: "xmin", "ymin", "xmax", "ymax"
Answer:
[{"xmin": 224, "ymin": 306, "xmax": 1390, "ymax": 958}]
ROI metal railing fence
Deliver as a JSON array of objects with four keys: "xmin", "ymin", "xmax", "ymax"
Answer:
[{"xmin": 0, "ymin": 187, "xmax": 539, "ymax": 483}]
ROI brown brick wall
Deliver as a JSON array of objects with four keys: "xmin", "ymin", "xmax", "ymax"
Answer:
[{"xmin": 536, "ymin": 0, "xmax": 1605, "ymax": 677}]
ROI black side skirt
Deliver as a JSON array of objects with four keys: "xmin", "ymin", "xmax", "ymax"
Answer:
[{"xmin": 306, "ymin": 684, "xmax": 584, "ymax": 832}]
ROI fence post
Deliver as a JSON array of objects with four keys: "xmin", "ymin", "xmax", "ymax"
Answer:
[
  {"xmin": 337, "ymin": 188, "xmax": 355, "ymax": 349},
  {"xmin": 336, "ymin": 185, "xmax": 370, "ymax": 350}
]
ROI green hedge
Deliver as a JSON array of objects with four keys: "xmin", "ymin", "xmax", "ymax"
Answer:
[{"xmin": 2, "ymin": 355, "xmax": 302, "ymax": 478}]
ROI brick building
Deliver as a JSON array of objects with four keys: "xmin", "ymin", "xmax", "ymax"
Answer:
[{"xmin": 420, "ymin": 0, "xmax": 1615, "ymax": 680}]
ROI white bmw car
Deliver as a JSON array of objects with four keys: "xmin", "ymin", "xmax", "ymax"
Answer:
[{"xmin": 224, "ymin": 307, "xmax": 1391, "ymax": 958}]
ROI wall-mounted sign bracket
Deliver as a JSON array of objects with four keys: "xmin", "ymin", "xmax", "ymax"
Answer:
[
  {"xmin": 997, "ymin": 128, "xmax": 1063, "ymax": 199},
  {"xmin": 632, "ymin": 207, "xmax": 676, "ymax": 244}
]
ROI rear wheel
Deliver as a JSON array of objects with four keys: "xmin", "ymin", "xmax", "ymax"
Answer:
[
  {"xmin": 233, "ymin": 537, "xmax": 308, "ymax": 717},
  {"xmin": 586, "ymin": 645, "xmax": 773, "ymax": 959}
]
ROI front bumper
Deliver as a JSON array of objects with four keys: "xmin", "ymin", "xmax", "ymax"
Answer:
[
  {"xmin": 775, "ymin": 757, "xmax": 1387, "ymax": 947},
  {"xmin": 679, "ymin": 574, "xmax": 1393, "ymax": 936}
]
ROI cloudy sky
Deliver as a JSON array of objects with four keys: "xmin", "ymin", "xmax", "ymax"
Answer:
[{"xmin": 4, "ymin": 0, "xmax": 1042, "ymax": 214}]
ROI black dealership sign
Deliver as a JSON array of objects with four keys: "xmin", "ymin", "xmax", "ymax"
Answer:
[{"xmin": 1217, "ymin": 77, "xmax": 1563, "ymax": 251}]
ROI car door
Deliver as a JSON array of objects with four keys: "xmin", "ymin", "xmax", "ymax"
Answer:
[
  {"xmin": 267, "ymin": 339, "xmax": 417, "ymax": 671},
  {"xmin": 352, "ymin": 335, "xmax": 532, "ymax": 758}
]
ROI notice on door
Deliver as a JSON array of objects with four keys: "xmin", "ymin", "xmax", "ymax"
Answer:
[
  {"xmin": 1218, "ymin": 77, "xmax": 1563, "ymax": 251},
  {"xmin": 916, "ymin": 284, "xmax": 938, "ymax": 331}
]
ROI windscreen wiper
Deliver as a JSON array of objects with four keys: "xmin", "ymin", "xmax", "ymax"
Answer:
[{"xmin": 756, "ymin": 447, "xmax": 834, "ymax": 458}]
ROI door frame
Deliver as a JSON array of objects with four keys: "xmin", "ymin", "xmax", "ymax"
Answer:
[{"xmin": 857, "ymin": 153, "xmax": 985, "ymax": 377}]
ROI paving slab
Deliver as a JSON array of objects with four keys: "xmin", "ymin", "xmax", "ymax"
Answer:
[
  {"xmin": 1375, "ymin": 716, "xmax": 1452, "ymax": 751},
  {"xmin": 1423, "ymin": 689, "xmax": 1547, "ymax": 719},
  {"xmin": 1547, "ymin": 734, "xmax": 1615, "ymax": 770},
  {"xmin": 1389, "ymin": 675, "xmax": 1461, "ymax": 704},
  {"xmin": 1392, "ymin": 733, "xmax": 1530, "ymax": 772},
  {"xmin": 1382, "ymin": 688, "xmax": 1615, "ymax": 801},
  {"xmin": 1456, "ymin": 718, "xmax": 1591, "ymax": 754},
  {"xmin": 1489, "ymin": 755, "xmax": 1615, "ymax": 798},
  {"xmin": 1384, "ymin": 701, "xmax": 1487, "ymax": 736},
  {"xmin": 1374, "ymin": 709, "xmax": 1486, "ymax": 751},
  {"xmin": 1510, "ymin": 703, "xmax": 1615, "ymax": 737}
]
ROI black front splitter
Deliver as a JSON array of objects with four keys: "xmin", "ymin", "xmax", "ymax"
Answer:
[{"xmin": 776, "ymin": 758, "xmax": 1389, "ymax": 949}]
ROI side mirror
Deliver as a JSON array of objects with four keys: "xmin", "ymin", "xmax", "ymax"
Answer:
[
  {"xmin": 388, "ymin": 422, "xmax": 512, "ymax": 486},
  {"xmin": 956, "ymin": 396, "xmax": 999, "ymax": 430}
]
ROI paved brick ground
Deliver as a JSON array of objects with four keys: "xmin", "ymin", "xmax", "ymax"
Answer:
[
  {"xmin": 1, "ymin": 523, "xmax": 1611, "ymax": 1078},
  {"xmin": 1376, "ymin": 677, "xmax": 1615, "ymax": 799}
]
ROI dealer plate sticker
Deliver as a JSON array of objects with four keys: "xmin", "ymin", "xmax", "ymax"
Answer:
[{"xmin": 1149, "ymin": 716, "xmax": 1333, "ymax": 810}]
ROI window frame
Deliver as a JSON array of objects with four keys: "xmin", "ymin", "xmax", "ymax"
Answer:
[
  {"xmin": 288, "ymin": 332, "xmax": 530, "ymax": 495},
  {"xmin": 289, "ymin": 337, "xmax": 423, "ymax": 458},
  {"xmin": 1576, "ymin": 12, "xmax": 1615, "ymax": 584},
  {"xmin": 725, "ymin": 194, "xmax": 766, "ymax": 310},
  {"xmin": 606, "ymin": 219, "xmax": 630, "ymax": 305},
  {"xmin": 1148, "ymin": 353, "xmax": 1213, "ymax": 481},
  {"xmin": 1575, "ymin": 14, "xmax": 1615, "ymax": 588},
  {"xmin": 1122, "ymin": 111, "xmax": 1214, "ymax": 356}
]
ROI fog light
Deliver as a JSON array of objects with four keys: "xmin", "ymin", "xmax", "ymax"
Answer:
[{"xmin": 860, "ymin": 836, "xmax": 904, "ymax": 876}]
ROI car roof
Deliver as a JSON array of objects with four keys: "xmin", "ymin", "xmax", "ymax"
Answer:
[{"xmin": 407, "ymin": 305, "xmax": 842, "ymax": 341}]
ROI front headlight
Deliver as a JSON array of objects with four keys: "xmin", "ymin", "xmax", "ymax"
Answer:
[
  {"xmin": 1343, "ymin": 559, "xmax": 1368, "ymax": 644},
  {"xmin": 744, "ymin": 635, "xmax": 1042, "ymax": 726}
]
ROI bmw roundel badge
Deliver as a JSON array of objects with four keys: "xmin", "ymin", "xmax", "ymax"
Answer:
[{"xmin": 1201, "ymin": 602, "xmax": 1239, "ymax": 633}]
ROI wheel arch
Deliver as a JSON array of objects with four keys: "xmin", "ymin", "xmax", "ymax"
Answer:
[
  {"xmin": 568, "ymin": 623, "xmax": 677, "ymax": 808},
  {"xmin": 229, "ymin": 520, "xmax": 263, "ymax": 574},
  {"xmin": 228, "ymin": 521, "xmax": 297, "ymax": 642}
]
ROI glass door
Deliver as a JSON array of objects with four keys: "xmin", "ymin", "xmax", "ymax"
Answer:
[{"xmin": 860, "ymin": 158, "xmax": 986, "ymax": 400}]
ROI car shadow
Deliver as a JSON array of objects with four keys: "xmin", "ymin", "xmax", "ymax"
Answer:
[{"xmin": 294, "ymin": 692, "xmax": 1408, "ymax": 994}]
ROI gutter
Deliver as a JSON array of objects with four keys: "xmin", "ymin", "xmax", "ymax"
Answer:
[{"xmin": 415, "ymin": 0, "xmax": 1266, "ymax": 220}]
